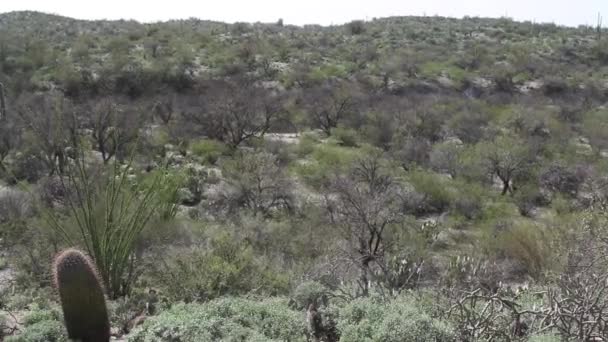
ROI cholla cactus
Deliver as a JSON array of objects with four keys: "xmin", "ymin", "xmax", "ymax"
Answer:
[{"xmin": 53, "ymin": 248, "xmax": 110, "ymax": 342}]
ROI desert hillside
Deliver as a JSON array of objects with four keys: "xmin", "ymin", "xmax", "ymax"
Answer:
[{"xmin": 1, "ymin": 11, "xmax": 608, "ymax": 341}]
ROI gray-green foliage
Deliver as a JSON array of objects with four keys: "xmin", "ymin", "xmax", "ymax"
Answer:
[
  {"xmin": 291, "ymin": 281, "xmax": 329, "ymax": 309},
  {"xmin": 151, "ymin": 233, "xmax": 290, "ymax": 302},
  {"xmin": 5, "ymin": 307, "xmax": 66, "ymax": 342},
  {"xmin": 336, "ymin": 295, "xmax": 455, "ymax": 342},
  {"xmin": 129, "ymin": 297, "xmax": 308, "ymax": 342}
]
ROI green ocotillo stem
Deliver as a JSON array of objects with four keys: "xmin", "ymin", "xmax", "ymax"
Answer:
[{"xmin": 53, "ymin": 248, "xmax": 111, "ymax": 342}]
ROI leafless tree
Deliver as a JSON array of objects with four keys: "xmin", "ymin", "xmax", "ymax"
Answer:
[
  {"xmin": 151, "ymin": 93, "xmax": 177, "ymax": 125},
  {"xmin": 219, "ymin": 151, "xmax": 293, "ymax": 217},
  {"xmin": 83, "ymin": 98, "xmax": 141, "ymax": 163},
  {"xmin": 447, "ymin": 288, "xmax": 549, "ymax": 341},
  {"xmin": 325, "ymin": 153, "xmax": 404, "ymax": 296},
  {"xmin": 303, "ymin": 82, "xmax": 356, "ymax": 136},
  {"xmin": 183, "ymin": 78, "xmax": 282, "ymax": 148},
  {"xmin": 0, "ymin": 84, "xmax": 19, "ymax": 173},
  {"xmin": 17, "ymin": 92, "xmax": 78, "ymax": 175},
  {"xmin": 482, "ymin": 135, "xmax": 534, "ymax": 195}
]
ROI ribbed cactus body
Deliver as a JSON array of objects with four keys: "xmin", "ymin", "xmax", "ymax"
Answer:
[{"xmin": 53, "ymin": 248, "xmax": 110, "ymax": 342}]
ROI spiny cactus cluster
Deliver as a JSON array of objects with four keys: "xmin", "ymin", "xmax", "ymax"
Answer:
[{"xmin": 53, "ymin": 248, "xmax": 110, "ymax": 342}]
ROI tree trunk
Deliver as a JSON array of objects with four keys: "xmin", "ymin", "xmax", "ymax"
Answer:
[
  {"xmin": 359, "ymin": 260, "xmax": 370, "ymax": 297},
  {"xmin": 501, "ymin": 179, "xmax": 511, "ymax": 195}
]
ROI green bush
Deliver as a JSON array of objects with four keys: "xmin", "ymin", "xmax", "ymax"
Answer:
[
  {"xmin": 151, "ymin": 233, "xmax": 290, "ymax": 302},
  {"xmin": 129, "ymin": 297, "xmax": 308, "ymax": 342},
  {"xmin": 331, "ymin": 126, "xmax": 360, "ymax": 147},
  {"xmin": 190, "ymin": 139, "xmax": 230, "ymax": 165},
  {"xmin": 482, "ymin": 220, "xmax": 555, "ymax": 278},
  {"xmin": 293, "ymin": 132, "xmax": 320, "ymax": 158},
  {"xmin": 337, "ymin": 295, "xmax": 455, "ymax": 342},
  {"xmin": 292, "ymin": 143, "xmax": 364, "ymax": 188},
  {"xmin": 291, "ymin": 281, "xmax": 329, "ymax": 309},
  {"xmin": 5, "ymin": 307, "xmax": 66, "ymax": 342},
  {"xmin": 407, "ymin": 170, "xmax": 454, "ymax": 214},
  {"xmin": 450, "ymin": 180, "xmax": 489, "ymax": 220},
  {"xmin": 420, "ymin": 61, "xmax": 467, "ymax": 84}
]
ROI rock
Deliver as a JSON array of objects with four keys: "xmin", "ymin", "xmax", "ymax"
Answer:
[
  {"xmin": 573, "ymin": 141, "xmax": 593, "ymax": 156},
  {"xmin": 260, "ymin": 80, "xmax": 285, "ymax": 92},
  {"xmin": 177, "ymin": 188, "xmax": 197, "ymax": 206},
  {"xmin": 437, "ymin": 75, "xmax": 455, "ymax": 88},
  {"xmin": 166, "ymin": 151, "xmax": 185, "ymax": 166},
  {"xmin": 472, "ymin": 77, "xmax": 492, "ymax": 89},
  {"xmin": 444, "ymin": 136, "xmax": 464, "ymax": 145},
  {"xmin": 0, "ymin": 266, "xmax": 15, "ymax": 293},
  {"xmin": 517, "ymin": 80, "xmax": 543, "ymax": 93},
  {"xmin": 265, "ymin": 133, "xmax": 300, "ymax": 144}
]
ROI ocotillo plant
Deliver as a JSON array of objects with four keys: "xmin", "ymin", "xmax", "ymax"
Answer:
[{"xmin": 53, "ymin": 248, "xmax": 111, "ymax": 342}]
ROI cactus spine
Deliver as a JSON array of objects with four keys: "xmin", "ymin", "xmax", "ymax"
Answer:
[{"xmin": 53, "ymin": 249, "xmax": 110, "ymax": 342}]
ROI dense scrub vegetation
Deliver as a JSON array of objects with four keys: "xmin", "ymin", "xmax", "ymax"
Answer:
[{"xmin": 1, "ymin": 10, "xmax": 608, "ymax": 341}]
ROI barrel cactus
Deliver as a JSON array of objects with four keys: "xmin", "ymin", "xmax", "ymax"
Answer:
[{"xmin": 53, "ymin": 248, "xmax": 110, "ymax": 342}]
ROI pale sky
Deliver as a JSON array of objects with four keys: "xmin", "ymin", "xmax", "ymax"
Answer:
[{"xmin": 1, "ymin": 0, "xmax": 607, "ymax": 27}]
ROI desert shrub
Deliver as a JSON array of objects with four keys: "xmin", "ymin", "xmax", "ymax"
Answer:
[
  {"xmin": 551, "ymin": 195, "xmax": 575, "ymax": 215},
  {"xmin": 429, "ymin": 141, "xmax": 462, "ymax": 177},
  {"xmin": 347, "ymin": 20, "xmax": 366, "ymax": 35},
  {"xmin": 406, "ymin": 170, "xmax": 453, "ymax": 215},
  {"xmin": 219, "ymin": 151, "xmax": 293, "ymax": 216},
  {"xmin": 539, "ymin": 164, "xmax": 586, "ymax": 197},
  {"xmin": 514, "ymin": 184, "xmax": 549, "ymax": 217},
  {"xmin": 5, "ymin": 307, "xmax": 66, "ymax": 342},
  {"xmin": 293, "ymin": 132, "xmax": 320, "ymax": 158},
  {"xmin": 291, "ymin": 281, "xmax": 330, "ymax": 309},
  {"xmin": 9, "ymin": 151, "xmax": 47, "ymax": 184},
  {"xmin": 331, "ymin": 126, "xmax": 359, "ymax": 147},
  {"xmin": 261, "ymin": 140, "xmax": 295, "ymax": 166},
  {"xmin": 450, "ymin": 181, "xmax": 487, "ymax": 220},
  {"xmin": 581, "ymin": 109, "xmax": 608, "ymax": 152},
  {"xmin": 0, "ymin": 188, "xmax": 33, "ymax": 245},
  {"xmin": 190, "ymin": 139, "xmax": 229, "ymax": 165},
  {"xmin": 129, "ymin": 297, "xmax": 308, "ymax": 342},
  {"xmin": 151, "ymin": 233, "xmax": 289, "ymax": 302},
  {"xmin": 293, "ymin": 143, "xmax": 364, "ymax": 188},
  {"xmin": 421, "ymin": 61, "xmax": 467, "ymax": 84},
  {"xmin": 0, "ymin": 188, "xmax": 32, "ymax": 222},
  {"xmin": 484, "ymin": 221, "xmax": 554, "ymax": 279},
  {"xmin": 391, "ymin": 137, "xmax": 432, "ymax": 170},
  {"xmin": 9, "ymin": 223, "xmax": 60, "ymax": 287},
  {"xmin": 336, "ymin": 295, "xmax": 455, "ymax": 341}
]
